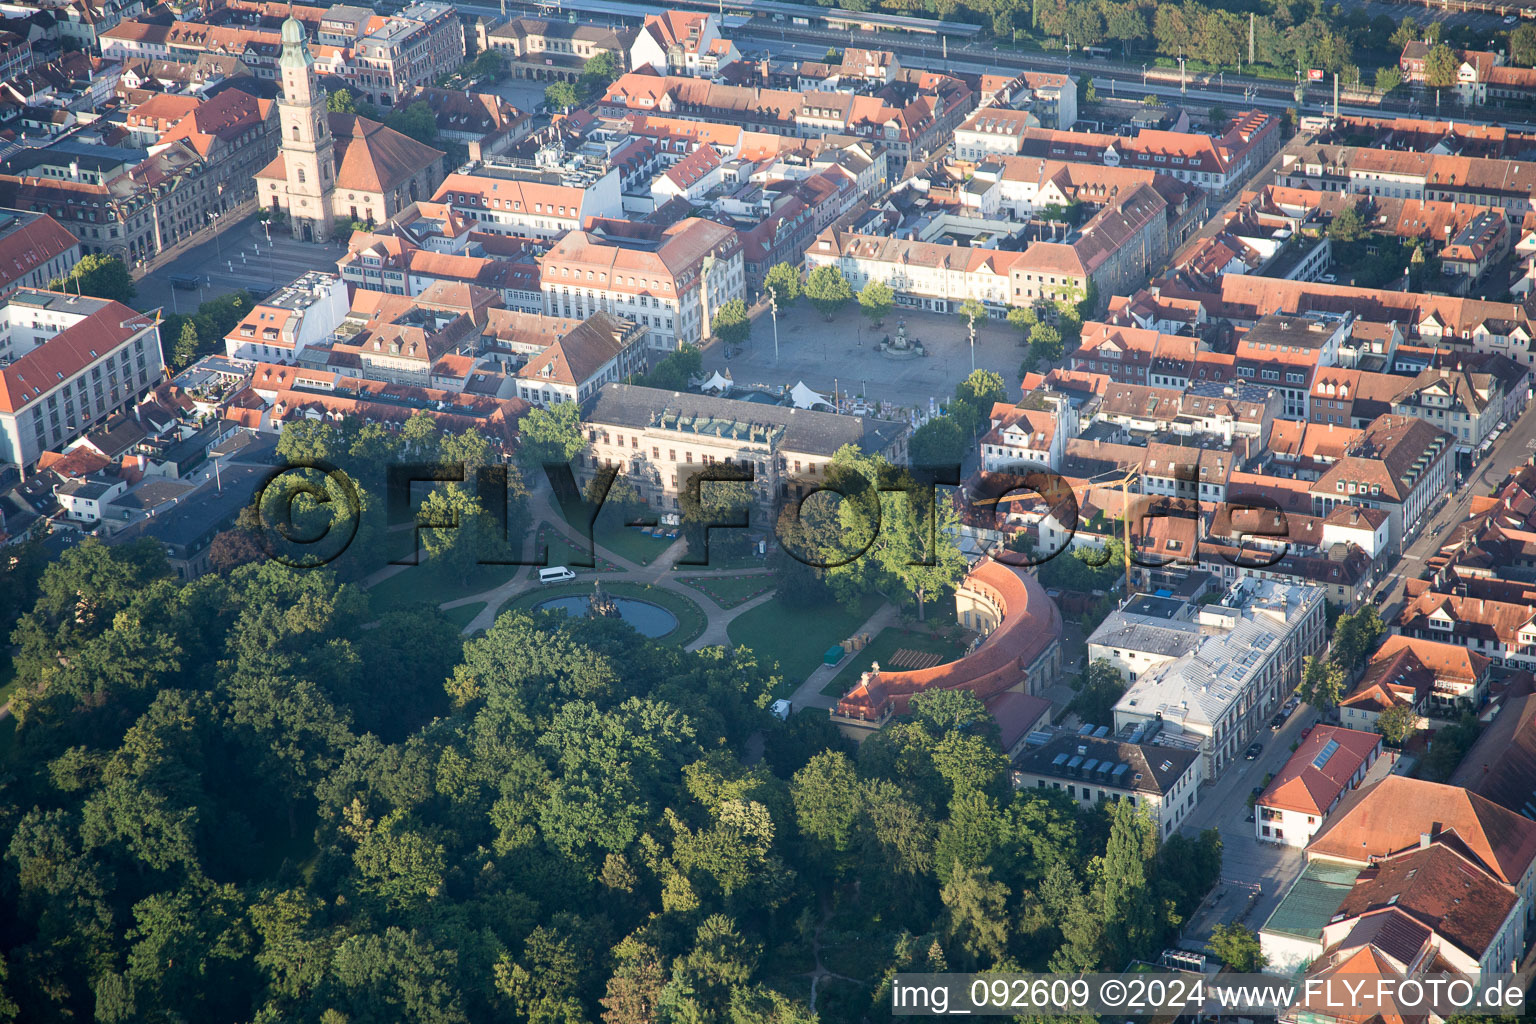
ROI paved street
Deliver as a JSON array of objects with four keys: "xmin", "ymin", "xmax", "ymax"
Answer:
[
  {"xmin": 1175, "ymin": 705, "xmax": 1316, "ymax": 947},
  {"xmin": 136, "ymin": 213, "xmax": 346, "ymax": 315},
  {"xmin": 1376, "ymin": 396, "xmax": 1536, "ymax": 621}
]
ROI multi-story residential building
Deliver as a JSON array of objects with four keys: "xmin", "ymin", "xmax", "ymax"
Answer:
[
  {"xmin": 475, "ymin": 16, "xmax": 636, "ymax": 83},
  {"xmin": 959, "ymin": 159, "xmax": 1206, "ymax": 243},
  {"xmin": 1439, "ymin": 209, "xmax": 1511, "ymax": 283},
  {"xmin": 315, "ymin": 2, "xmax": 464, "ymax": 109},
  {"xmin": 1397, "ymin": 589, "xmax": 1536, "ymax": 669},
  {"xmin": 122, "ymin": 87, "xmax": 280, "ymax": 212},
  {"xmin": 1340, "ymin": 634, "xmax": 1491, "ymax": 729},
  {"xmin": 576, "ymin": 383, "xmax": 909, "ymax": 514},
  {"xmin": 1013, "ymin": 732, "xmax": 1201, "ymax": 838},
  {"xmin": 223, "ymin": 272, "xmax": 349, "ymax": 363},
  {"xmin": 539, "ymin": 218, "xmax": 743, "ymax": 353},
  {"xmin": 630, "ymin": 11, "xmax": 739, "ymax": 78},
  {"xmin": 980, "ymin": 391, "xmax": 1077, "ymax": 472},
  {"xmin": 953, "ymin": 107, "xmax": 1041, "ymax": 163},
  {"xmin": 1308, "ymin": 414, "xmax": 1452, "ymax": 551},
  {"xmin": 1156, "ymin": 274, "xmax": 1536, "ymax": 367},
  {"xmin": 0, "ymin": 28, "xmax": 33, "ymax": 80},
  {"xmin": 599, "ymin": 71, "xmax": 972, "ymax": 172},
  {"xmin": 1254, "ymin": 725, "xmax": 1381, "ymax": 848},
  {"xmin": 1389, "ymin": 364, "xmax": 1503, "ymax": 455},
  {"xmin": 0, "ymin": 290, "xmax": 164, "ymax": 469},
  {"xmin": 806, "ymin": 180, "xmax": 1178, "ymax": 317},
  {"xmin": 432, "ymin": 164, "xmax": 623, "ymax": 242},
  {"xmin": 974, "ymin": 70, "xmax": 1078, "ymax": 129},
  {"xmin": 0, "ymin": 209, "xmax": 79, "ymax": 294},
  {"xmin": 1110, "ymin": 578, "xmax": 1327, "ymax": 778},
  {"xmin": 1233, "ymin": 311, "xmax": 1349, "ymax": 420},
  {"xmin": 1275, "ymin": 142, "xmax": 1536, "ymax": 218},
  {"xmin": 514, "ymin": 311, "xmax": 647, "ymax": 408},
  {"xmin": 46, "ymin": 0, "xmax": 144, "ymax": 50},
  {"xmin": 1015, "ymin": 111, "xmax": 1280, "ymax": 198},
  {"xmin": 0, "ymin": 137, "xmax": 226, "ymax": 265}
]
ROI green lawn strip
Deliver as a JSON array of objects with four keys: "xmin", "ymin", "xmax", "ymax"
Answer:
[
  {"xmin": 671, "ymin": 549, "xmax": 768, "ymax": 572},
  {"xmin": 500, "ymin": 580, "xmax": 706, "ymax": 647},
  {"xmin": 524, "ymin": 525, "xmax": 621, "ymax": 579},
  {"xmin": 676, "ymin": 573, "xmax": 776, "ymax": 610},
  {"xmin": 367, "ymin": 561, "xmax": 520, "ymax": 611},
  {"xmin": 441, "ymin": 602, "xmax": 488, "ymax": 632},
  {"xmin": 558, "ymin": 500, "xmax": 677, "ymax": 566},
  {"xmin": 819, "ymin": 626, "xmax": 969, "ymax": 698},
  {"xmin": 726, "ymin": 594, "xmax": 884, "ymax": 686},
  {"xmin": 590, "ymin": 521, "xmax": 676, "ymax": 566}
]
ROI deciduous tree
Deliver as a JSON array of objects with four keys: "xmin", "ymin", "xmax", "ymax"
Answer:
[{"xmin": 858, "ymin": 279, "xmax": 894, "ymax": 327}]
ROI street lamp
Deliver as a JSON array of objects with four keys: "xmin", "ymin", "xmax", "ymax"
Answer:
[
  {"xmin": 968, "ymin": 311, "xmax": 977, "ymax": 373},
  {"xmin": 769, "ymin": 291, "xmax": 779, "ymax": 364},
  {"xmin": 1142, "ymin": 63, "xmax": 1148, "ymax": 85}
]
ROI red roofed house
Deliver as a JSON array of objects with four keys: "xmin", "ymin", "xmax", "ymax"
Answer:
[
  {"xmin": 1256, "ymin": 725, "xmax": 1382, "ymax": 847},
  {"xmin": 0, "ymin": 289, "xmax": 165, "ymax": 470},
  {"xmin": 223, "ymin": 271, "xmax": 349, "ymax": 363},
  {"xmin": 0, "ymin": 208, "xmax": 79, "ymax": 296},
  {"xmin": 1306, "ymin": 775, "xmax": 1536, "ymax": 944},
  {"xmin": 1342, "ymin": 635, "xmax": 1491, "ymax": 730},
  {"xmin": 650, "ymin": 143, "xmax": 722, "ymax": 204},
  {"xmin": 513, "ymin": 310, "xmax": 648, "ymax": 407},
  {"xmin": 630, "ymin": 12, "xmax": 739, "ymax": 79}
]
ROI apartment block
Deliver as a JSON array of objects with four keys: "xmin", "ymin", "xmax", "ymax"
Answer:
[{"xmin": 0, "ymin": 290, "xmax": 165, "ymax": 469}]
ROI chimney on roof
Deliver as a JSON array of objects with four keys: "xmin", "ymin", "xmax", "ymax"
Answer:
[{"xmin": 1420, "ymin": 831, "xmax": 1432, "ymax": 849}]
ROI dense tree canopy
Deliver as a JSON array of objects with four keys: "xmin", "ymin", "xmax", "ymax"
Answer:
[{"xmin": 0, "ymin": 526, "xmax": 1223, "ymax": 1021}]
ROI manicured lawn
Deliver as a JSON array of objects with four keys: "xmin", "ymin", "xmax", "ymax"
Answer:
[
  {"xmin": 726, "ymin": 594, "xmax": 884, "ymax": 685},
  {"xmin": 672, "ymin": 548, "xmax": 768, "ymax": 571},
  {"xmin": 820, "ymin": 626, "xmax": 969, "ymax": 698},
  {"xmin": 677, "ymin": 573, "xmax": 776, "ymax": 610},
  {"xmin": 501, "ymin": 581, "xmax": 706, "ymax": 647},
  {"xmin": 590, "ymin": 521, "xmax": 677, "ymax": 566},
  {"xmin": 441, "ymin": 602, "xmax": 488, "ymax": 632},
  {"xmin": 367, "ymin": 561, "xmax": 521, "ymax": 611},
  {"xmin": 559, "ymin": 502, "xmax": 678, "ymax": 566},
  {"xmin": 524, "ymin": 525, "xmax": 620, "ymax": 579}
]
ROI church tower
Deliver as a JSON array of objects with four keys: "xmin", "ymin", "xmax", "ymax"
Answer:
[{"xmin": 277, "ymin": 16, "xmax": 335, "ymax": 243}]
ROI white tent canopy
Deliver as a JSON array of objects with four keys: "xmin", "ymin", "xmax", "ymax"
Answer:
[
  {"xmin": 790, "ymin": 381, "xmax": 829, "ymax": 410},
  {"xmin": 698, "ymin": 371, "xmax": 733, "ymax": 393}
]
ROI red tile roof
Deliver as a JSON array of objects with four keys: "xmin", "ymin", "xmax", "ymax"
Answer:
[{"xmin": 1259, "ymin": 725, "xmax": 1381, "ymax": 815}]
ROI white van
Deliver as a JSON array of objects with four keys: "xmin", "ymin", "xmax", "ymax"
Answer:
[
  {"xmin": 539, "ymin": 566, "xmax": 576, "ymax": 584},
  {"xmin": 770, "ymin": 699, "xmax": 792, "ymax": 721}
]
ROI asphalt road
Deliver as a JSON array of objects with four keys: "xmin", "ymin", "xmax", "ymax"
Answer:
[
  {"xmin": 1173, "ymin": 703, "xmax": 1314, "ymax": 945},
  {"xmin": 1375, "ymin": 395, "xmax": 1536, "ymax": 622}
]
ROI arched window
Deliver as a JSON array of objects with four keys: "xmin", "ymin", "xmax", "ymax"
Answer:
[
  {"xmin": 297, "ymin": 168, "xmax": 306, "ymax": 184},
  {"xmin": 291, "ymin": 125, "xmax": 299, "ymax": 141}
]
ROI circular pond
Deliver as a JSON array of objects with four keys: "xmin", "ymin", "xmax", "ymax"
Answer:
[{"xmin": 533, "ymin": 595, "xmax": 678, "ymax": 638}]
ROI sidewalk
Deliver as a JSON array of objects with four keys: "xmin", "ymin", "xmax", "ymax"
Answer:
[{"xmin": 786, "ymin": 602, "xmax": 901, "ymax": 711}]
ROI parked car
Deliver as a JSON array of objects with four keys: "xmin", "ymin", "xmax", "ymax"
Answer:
[
  {"xmin": 1283, "ymin": 697, "xmax": 1300, "ymax": 712},
  {"xmin": 1504, "ymin": 13, "xmax": 1519, "ymax": 24},
  {"xmin": 1270, "ymin": 714, "xmax": 1286, "ymax": 730},
  {"xmin": 1244, "ymin": 742, "xmax": 1264, "ymax": 760}
]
